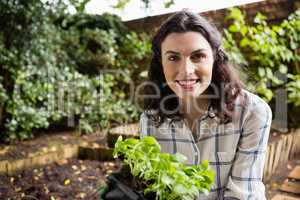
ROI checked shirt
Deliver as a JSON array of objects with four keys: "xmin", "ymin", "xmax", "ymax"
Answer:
[{"xmin": 139, "ymin": 90, "xmax": 272, "ymax": 200}]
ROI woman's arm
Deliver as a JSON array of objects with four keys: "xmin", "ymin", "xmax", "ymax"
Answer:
[{"xmin": 224, "ymin": 98, "xmax": 272, "ymax": 200}]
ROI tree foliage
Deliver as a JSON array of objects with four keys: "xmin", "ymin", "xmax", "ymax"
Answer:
[
  {"xmin": 223, "ymin": 8, "xmax": 300, "ymax": 127},
  {"xmin": 0, "ymin": 0, "xmax": 151, "ymax": 142}
]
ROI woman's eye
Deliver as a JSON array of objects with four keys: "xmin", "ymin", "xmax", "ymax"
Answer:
[
  {"xmin": 168, "ymin": 55, "xmax": 179, "ymax": 61},
  {"xmin": 191, "ymin": 53, "xmax": 206, "ymax": 62}
]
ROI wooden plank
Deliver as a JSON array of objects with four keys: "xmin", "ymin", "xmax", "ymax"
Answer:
[
  {"xmin": 289, "ymin": 133, "xmax": 294, "ymax": 158},
  {"xmin": 286, "ymin": 134, "xmax": 291, "ymax": 160},
  {"xmin": 280, "ymin": 136, "xmax": 286, "ymax": 166},
  {"xmin": 282, "ymin": 135, "xmax": 289, "ymax": 163},
  {"xmin": 287, "ymin": 134, "xmax": 293, "ymax": 160},
  {"xmin": 297, "ymin": 130, "xmax": 300, "ymax": 154},
  {"xmin": 292, "ymin": 130, "xmax": 298, "ymax": 157},
  {"xmin": 292, "ymin": 132, "xmax": 297, "ymax": 157},
  {"xmin": 279, "ymin": 181, "xmax": 300, "ymax": 194},
  {"xmin": 292, "ymin": 129, "xmax": 300, "ymax": 156},
  {"xmin": 288, "ymin": 166, "xmax": 300, "ymax": 180},
  {"xmin": 272, "ymin": 194, "xmax": 300, "ymax": 200},
  {"xmin": 0, "ymin": 160, "xmax": 8, "ymax": 174},
  {"xmin": 273, "ymin": 141, "xmax": 281, "ymax": 174},
  {"xmin": 290, "ymin": 131, "xmax": 297, "ymax": 159},
  {"xmin": 268, "ymin": 143, "xmax": 275, "ymax": 178},
  {"xmin": 78, "ymin": 145, "xmax": 114, "ymax": 161},
  {"xmin": 273, "ymin": 139, "xmax": 282, "ymax": 172},
  {"xmin": 295, "ymin": 129, "xmax": 300, "ymax": 155},
  {"xmin": 263, "ymin": 146, "xmax": 270, "ymax": 180}
]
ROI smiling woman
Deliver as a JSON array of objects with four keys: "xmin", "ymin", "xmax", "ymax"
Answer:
[
  {"xmin": 144, "ymin": 10, "xmax": 243, "ymax": 132},
  {"xmin": 140, "ymin": 10, "xmax": 272, "ymax": 200},
  {"xmin": 161, "ymin": 32, "xmax": 214, "ymax": 101}
]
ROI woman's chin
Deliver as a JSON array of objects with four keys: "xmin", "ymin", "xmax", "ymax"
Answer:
[
  {"xmin": 177, "ymin": 90, "xmax": 200, "ymax": 99},
  {"xmin": 176, "ymin": 87, "xmax": 207, "ymax": 100}
]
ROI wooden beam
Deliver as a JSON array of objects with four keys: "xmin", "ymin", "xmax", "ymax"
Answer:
[
  {"xmin": 279, "ymin": 181, "xmax": 300, "ymax": 194},
  {"xmin": 288, "ymin": 166, "xmax": 300, "ymax": 180},
  {"xmin": 272, "ymin": 194, "xmax": 300, "ymax": 200}
]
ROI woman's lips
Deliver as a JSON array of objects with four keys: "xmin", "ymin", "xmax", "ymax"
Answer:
[{"xmin": 176, "ymin": 79, "xmax": 200, "ymax": 91}]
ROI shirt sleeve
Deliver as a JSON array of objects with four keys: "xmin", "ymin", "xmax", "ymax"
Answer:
[
  {"xmin": 223, "ymin": 99, "xmax": 272, "ymax": 200},
  {"xmin": 139, "ymin": 112, "xmax": 151, "ymax": 139}
]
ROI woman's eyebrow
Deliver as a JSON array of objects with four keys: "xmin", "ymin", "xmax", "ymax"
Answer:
[
  {"xmin": 164, "ymin": 49, "xmax": 207, "ymax": 55},
  {"xmin": 164, "ymin": 50, "xmax": 180, "ymax": 55},
  {"xmin": 191, "ymin": 49, "xmax": 207, "ymax": 54}
]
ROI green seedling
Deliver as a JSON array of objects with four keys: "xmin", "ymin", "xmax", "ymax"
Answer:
[{"xmin": 113, "ymin": 136, "xmax": 215, "ymax": 200}]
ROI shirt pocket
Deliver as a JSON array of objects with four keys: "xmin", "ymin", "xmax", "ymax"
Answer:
[{"xmin": 209, "ymin": 152, "xmax": 235, "ymax": 191}]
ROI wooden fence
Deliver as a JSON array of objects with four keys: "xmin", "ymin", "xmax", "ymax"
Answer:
[{"xmin": 263, "ymin": 129, "xmax": 300, "ymax": 182}]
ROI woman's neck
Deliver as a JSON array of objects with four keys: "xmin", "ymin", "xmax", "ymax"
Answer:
[
  {"xmin": 179, "ymin": 97, "xmax": 210, "ymax": 120},
  {"xmin": 179, "ymin": 97, "xmax": 210, "ymax": 137}
]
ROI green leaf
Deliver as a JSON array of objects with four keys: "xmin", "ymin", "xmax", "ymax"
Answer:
[
  {"xmin": 228, "ymin": 25, "xmax": 239, "ymax": 33},
  {"xmin": 161, "ymin": 174, "xmax": 173, "ymax": 185},
  {"xmin": 258, "ymin": 67, "xmax": 265, "ymax": 77},
  {"xmin": 279, "ymin": 64, "xmax": 288, "ymax": 74},
  {"xmin": 201, "ymin": 160, "xmax": 209, "ymax": 168},
  {"xmin": 240, "ymin": 38, "xmax": 249, "ymax": 47},
  {"xmin": 254, "ymin": 13, "xmax": 267, "ymax": 24},
  {"xmin": 265, "ymin": 89, "xmax": 273, "ymax": 102},
  {"xmin": 174, "ymin": 183, "xmax": 187, "ymax": 194},
  {"xmin": 164, "ymin": 0, "xmax": 174, "ymax": 8},
  {"xmin": 171, "ymin": 153, "xmax": 187, "ymax": 163},
  {"xmin": 266, "ymin": 68, "xmax": 273, "ymax": 79},
  {"xmin": 112, "ymin": 0, "xmax": 131, "ymax": 9}
]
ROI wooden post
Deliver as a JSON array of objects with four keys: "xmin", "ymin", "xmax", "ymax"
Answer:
[
  {"xmin": 268, "ymin": 143, "xmax": 275, "ymax": 179},
  {"xmin": 273, "ymin": 139, "xmax": 282, "ymax": 173},
  {"xmin": 263, "ymin": 145, "xmax": 270, "ymax": 181},
  {"xmin": 282, "ymin": 135, "xmax": 288, "ymax": 164},
  {"xmin": 285, "ymin": 134, "xmax": 293, "ymax": 161},
  {"xmin": 290, "ymin": 130, "xmax": 297, "ymax": 158}
]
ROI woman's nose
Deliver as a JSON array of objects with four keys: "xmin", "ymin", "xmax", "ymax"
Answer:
[{"xmin": 182, "ymin": 59, "xmax": 195, "ymax": 75}]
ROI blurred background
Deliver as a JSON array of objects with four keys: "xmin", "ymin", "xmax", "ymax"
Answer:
[{"xmin": 0, "ymin": 0, "xmax": 299, "ymax": 199}]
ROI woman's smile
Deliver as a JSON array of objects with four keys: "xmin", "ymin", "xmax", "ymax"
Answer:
[
  {"xmin": 161, "ymin": 31, "xmax": 214, "ymax": 99},
  {"xmin": 176, "ymin": 79, "xmax": 200, "ymax": 91}
]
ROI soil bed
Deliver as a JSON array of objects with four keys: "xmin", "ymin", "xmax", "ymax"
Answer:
[
  {"xmin": 0, "ymin": 158, "xmax": 121, "ymax": 200},
  {"xmin": 0, "ymin": 131, "xmax": 107, "ymax": 162},
  {"xmin": 0, "ymin": 128, "xmax": 296, "ymax": 199}
]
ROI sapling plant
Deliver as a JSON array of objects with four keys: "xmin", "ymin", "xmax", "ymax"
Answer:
[{"xmin": 112, "ymin": 136, "xmax": 215, "ymax": 200}]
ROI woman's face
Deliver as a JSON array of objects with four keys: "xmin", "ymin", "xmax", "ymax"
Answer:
[{"xmin": 161, "ymin": 31, "xmax": 214, "ymax": 100}]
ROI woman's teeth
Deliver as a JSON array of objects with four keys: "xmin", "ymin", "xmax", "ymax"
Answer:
[{"xmin": 177, "ymin": 79, "xmax": 199, "ymax": 86}]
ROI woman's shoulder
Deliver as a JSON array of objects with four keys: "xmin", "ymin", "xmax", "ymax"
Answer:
[
  {"xmin": 241, "ymin": 89, "xmax": 271, "ymax": 107},
  {"xmin": 239, "ymin": 89, "xmax": 272, "ymax": 118}
]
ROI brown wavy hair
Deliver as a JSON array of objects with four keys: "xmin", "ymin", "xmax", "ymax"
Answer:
[{"xmin": 143, "ymin": 10, "xmax": 244, "ymax": 125}]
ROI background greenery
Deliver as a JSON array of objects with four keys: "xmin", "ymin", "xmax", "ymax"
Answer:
[
  {"xmin": 223, "ymin": 8, "xmax": 300, "ymax": 127},
  {"xmin": 0, "ymin": 0, "xmax": 299, "ymax": 142},
  {"xmin": 0, "ymin": 0, "xmax": 150, "ymax": 142}
]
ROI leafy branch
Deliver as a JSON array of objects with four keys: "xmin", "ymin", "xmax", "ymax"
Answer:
[{"xmin": 224, "ymin": 8, "xmax": 300, "ymax": 105}]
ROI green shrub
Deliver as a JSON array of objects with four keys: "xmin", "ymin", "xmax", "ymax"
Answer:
[
  {"xmin": 224, "ymin": 8, "xmax": 300, "ymax": 103},
  {"xmin": 0, "ymin": 0, "xmax": 151, "ymax": 142},
  {"xmin": 223, "ymin": 8, "xmax": 300, "ymax": 128}
]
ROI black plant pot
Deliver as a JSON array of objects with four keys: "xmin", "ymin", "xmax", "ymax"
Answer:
[{"xmin": 99, "ymin": 166, "xmax": 156, "ymax": 200}]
